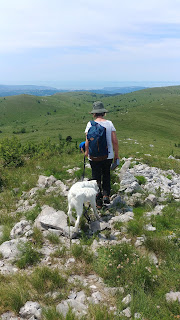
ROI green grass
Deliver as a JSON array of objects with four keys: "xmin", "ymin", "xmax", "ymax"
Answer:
[
  {"xmin": 93, "ymin": 241, "xmax": 180, "ymax": 320},
  {"xmin": 0, "ymin": 87, "xmax": 180, "ymax": 319},
  {"xmin": 71, "ymin": 244, "xmax": 93, "ymax": 265},
  {"xmin": 15, "ymin": 241, "xmax": 42, "ymax": 269},
  {"xmin": 0, "ymin": 87, "xmax": 180, "ymax": 163},
  {"xmin": 31, "ymin": 266, "xmax": 67, "ymax": 294},
  {"xmin": 150, "ymin": 201, "xmax": 180, "ymax": 236},
  {"xmin": 24, "ymin": 205, "xmax": 41, "ymax": 221},
  {"xmin": 46, "ymin": 232, "xmax": 61, "ymax": 245},
  {"xmin": 0, "ymin": 225, "xmax": 11, "ymax": 244},
  {"xmin": 0, "ymin": 273, "xmax": 31, "ymax": 313}
]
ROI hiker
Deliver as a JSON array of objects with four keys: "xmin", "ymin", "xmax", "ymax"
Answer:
[
  {"xmin": 79, "ymin": 141, "xmax": 85, "ymax": 153},
  {"xmin": 85, "ymin": 101, "xmax": 119, "ymax": 208}
]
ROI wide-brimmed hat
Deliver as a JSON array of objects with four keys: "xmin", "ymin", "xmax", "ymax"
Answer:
[{"xmin": 90, "ymin": 101, "xmax": 108, "ymax": 114}]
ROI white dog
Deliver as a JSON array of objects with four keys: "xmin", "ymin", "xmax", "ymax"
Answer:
[{"xmin": 67, "ymin": 180, "xmax": 100, "ymax": 232}]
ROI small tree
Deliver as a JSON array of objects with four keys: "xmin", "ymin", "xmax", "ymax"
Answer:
[{"xmin": 66, "ymin": 136, "xmax": 72, "ymax": 143}]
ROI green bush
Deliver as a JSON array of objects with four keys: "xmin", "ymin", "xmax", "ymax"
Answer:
[{"xmin": 0, "ymin": 137, "xmax": 23, "ymax": 167}]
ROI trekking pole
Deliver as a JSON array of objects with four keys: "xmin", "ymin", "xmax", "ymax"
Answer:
[
  {"xmin": 68, "ymin": 215, "xmax": 72, "ymax": 247},
  {"xmin": 81, "ymin": 155, "xmax": 86, "ymax": 181}
]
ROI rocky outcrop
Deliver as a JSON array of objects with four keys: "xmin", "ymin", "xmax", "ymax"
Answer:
[
  {"xmin": 126, "ymin": 163, "xmax": 180, "ymax": 200},
  {"xmin": 0, "ymin": 159, "xmax": 179, "ymax": 319}
]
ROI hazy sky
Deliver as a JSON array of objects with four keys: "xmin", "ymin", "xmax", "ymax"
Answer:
[{"xmin": 1, "ymin": 0, "xmax": 180, "ymax": 86}]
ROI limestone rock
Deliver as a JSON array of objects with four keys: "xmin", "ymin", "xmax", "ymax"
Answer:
[
  {"xmin": 10, "ymin": 220, "xmax": 32, "ymax": 239},
  {"xmin": 148, "ymin": 252, "xmax": 158, "ymax": 265},
  {"xmin": 119, "ymin": 307, "xmax": 131, "ymax": 318},
  {"xmin": 165, "ymin": 291, "xmax": 180, "ymax": 303},
  {"xmin": 122, "ymin": 294, "xmax": 132, "ymax": 305},
  {"xmin": 34, "ymin": 205, "xmax": 68, "ymax": 233},
  {"xmin": 144, "ymin": 224, "xmax": 156, "ymax": 231},
  {"xmin": 0, "ymin": 238, "xmax": 26, "ymax": 259},
  {"xmin": 37, "ymin": 175, "xmax": 56, "ymax": 188},
  {"xmin": 118, "ymin": 160, "xmax": 131, "ymax": 181},
  {"xmin": 111, "ymin": 211, "xmax": 134, "ymax": 224},
  {"xmin": 1, "ymin": 311, "xmax": 21, "ymax": 320},
  {"xmin": 134, "ymin": 236, "xmax": 146, "ymax": 247},
  {"xmin": 19, "ymin": 301, "xmax": 42, "ymax": 319},
  {"xmin": 56, "ymin": 290, "xmax": 88, "ymax": 318},
  {"xmin": 145, "ymin": 194, "xmax": 157, "ymax": 207},
  {"xmin": 90, "ymin": 220, "xmax": 110, "ymax": 233}
]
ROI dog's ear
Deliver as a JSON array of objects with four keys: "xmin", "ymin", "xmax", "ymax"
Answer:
[{"xmin": 88, "ymin": 179, "xmax": 97, "ymax": 183}]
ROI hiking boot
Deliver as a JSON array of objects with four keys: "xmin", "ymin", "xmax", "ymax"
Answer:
[
  {"xmin": 96, "ymin": 198, "xmax": 103, "ymax": 209},
  {"xmin": 103, "ymin": 196, "xmax": 110, "ymax": 204},
  {"xmin": 96, "ymin": 191, "xmax": 103, "ymax": 200}
]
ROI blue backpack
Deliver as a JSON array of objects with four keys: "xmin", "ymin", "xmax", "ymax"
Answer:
[{"xmin": 87, "ymin": 121, "xmax": 108, "ymax": 161}]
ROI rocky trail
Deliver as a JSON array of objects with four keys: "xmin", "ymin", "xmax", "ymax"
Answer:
[{"xmin": 0, "ymin": 159, "xmax": 180, "ymax": 319}]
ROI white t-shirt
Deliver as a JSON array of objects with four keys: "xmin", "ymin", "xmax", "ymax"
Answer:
[{"xmin": 85, "ymin": 120, "xmax": 116, "ymax": 160}]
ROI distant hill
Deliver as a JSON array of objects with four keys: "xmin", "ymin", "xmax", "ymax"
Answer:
[
  {"xmin": 0, "ymin": 85, "xmax": 68, "ymax": 97},
  {"xmin": 0, "ymin": 84, "xmax": 147, "ymax": 97},
  {"xmin": 88, "ymin": 86, "xmax": 147, "ymax": 94}
]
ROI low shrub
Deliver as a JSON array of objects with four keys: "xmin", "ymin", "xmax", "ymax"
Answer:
[
  {"xmin": 15, "ymin": 242, "xmax": 42, "ymax": 268},
  {"xmin": 0, "ymin": 137, "xmax": 24, "ymax": 167}
]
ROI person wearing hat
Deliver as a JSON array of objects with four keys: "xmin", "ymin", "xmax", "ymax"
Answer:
[{"xmin": 85, "ymin": 101, "xmax": 119, "ymax": 208}]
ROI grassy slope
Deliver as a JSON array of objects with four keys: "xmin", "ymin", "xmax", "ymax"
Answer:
[
  {"xmin": 0, "ymin": 86, "xmax": 180, "ymax": 158},
  {"xmin": 0, "ymin": 87, "xmax": 180, "ymax": 319}
]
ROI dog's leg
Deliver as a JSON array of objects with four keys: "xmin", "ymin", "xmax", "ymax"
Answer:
[
  {"xmin": 68, "ymin": 204, "xmax": 76, "ymax": 224},
  {"xmin": 74, "ymin": 214, "xmax": 81, "ymax": 232},
  {"xmin": 74, "ymin": 205, "xmax": 83, "ymax": 232},
  {"xmin": 91, "ymin": 198, "xmax": 100, "ymax": 220}
]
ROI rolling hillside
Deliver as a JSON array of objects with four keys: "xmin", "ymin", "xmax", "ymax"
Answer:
[{"xmin": 0, "ymin": 86, "xmax": 180, "ymax": 159}]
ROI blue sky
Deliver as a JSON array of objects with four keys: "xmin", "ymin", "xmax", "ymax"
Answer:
[{"xmin": 0, "ymin": 0, "xmax": 180, "ymax": 88}]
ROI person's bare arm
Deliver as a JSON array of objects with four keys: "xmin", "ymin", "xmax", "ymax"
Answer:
[
  {"xmin": 112, "ymin": 131, "xmax": 119, "ymax": 160},
  {"xmin": 85, "ymin": 134, "xmax": 89, "ymax": 157}
]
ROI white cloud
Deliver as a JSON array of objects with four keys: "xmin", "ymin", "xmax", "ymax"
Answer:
[
  {"xmin": 1, "ymin": 0, "xmax": 180, "ymax": 52},
  {"xmin": 0, "ymin": 0, "xmax": 180, "ymax": 81}
]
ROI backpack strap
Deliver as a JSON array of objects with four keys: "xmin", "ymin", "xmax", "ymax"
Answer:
[
  {"xmin": 90, "ymin": 120, "xmax": 103, "ymax": 128},
  {"xmin": 90, "ymin": 120, "xmax": 96, "ymax": 126}
]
